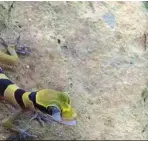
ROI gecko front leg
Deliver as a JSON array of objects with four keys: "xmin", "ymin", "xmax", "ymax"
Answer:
[
  {"xmin": 0, "ymin": 36, "xmax": 31, "ymax": 66},
  {"xmin": 30, "ymin": 111, "xmax": 48, "ymax": 127},
  {"xmin": 0, "ymin": 37, "xmax": 19, "ymax": 65}
]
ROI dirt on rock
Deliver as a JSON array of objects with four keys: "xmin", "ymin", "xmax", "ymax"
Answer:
[{"xmin": 0, "ymin": 1, "xmax": 148, "ymax": 140}]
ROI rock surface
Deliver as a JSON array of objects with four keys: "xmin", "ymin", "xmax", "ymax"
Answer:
[{"xmin": 0, "ymin": 1, "xmax": 148, "ymax": 140}]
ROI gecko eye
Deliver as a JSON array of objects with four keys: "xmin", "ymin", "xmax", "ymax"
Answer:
[{"xmin": 47, "ymin": 106, "xmax": 61, "ymax": 116}]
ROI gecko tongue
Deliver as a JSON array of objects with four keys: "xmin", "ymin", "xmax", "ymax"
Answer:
[
  {"xmin": 51, "ymin": 112, "xmax": 77, "ymax": 126},
  {"xmin": 59, "ymin": 119, "xmax": 77, "ymax": 126}
]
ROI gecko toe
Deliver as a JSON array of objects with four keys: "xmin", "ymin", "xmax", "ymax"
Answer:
[
  {"xmin": 16, "ymin": 46, "xmax": 31, "ymax": 55},
  {"xmin": 30, "ymin": 112, "xmax": 48, "ymax": 127},
  {"xmin": 7, "ymin": 129, "xmax": 37, "ymax": 141}
]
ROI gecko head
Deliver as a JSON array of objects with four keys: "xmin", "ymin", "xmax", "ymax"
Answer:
[{"xmin": 46, "ymin": 92, "xmax": 77, "ymax": 125}]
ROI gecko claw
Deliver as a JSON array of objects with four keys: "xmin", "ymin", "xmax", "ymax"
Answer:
[
  {"xmin": 20, "ymin": 129, "xmax": 37, "ymax": 138},
  {"xmin": 30, "ymin": 112, "xmax": 48, "ymax": 127},
  {"xmin": 14, "ymin": 35, "xmax": 31, "ymax": 55},
  {"xmin": 0, "ymin": 37, "xmax": 8, "ymax": 47},
  {"xmin": 7, "ymin": 129, "xmax": 37, "ymax": 141},
  {"xmin": 16, "ymin": 46, "xmax": 31, "ymax": 55},
  {"xmin": 0, "ymin": 36, "xmax": 32, "ymax": 55},
  {"xmin": 15, "ymin": 35, "xmax": 20, "ymax": 46}
]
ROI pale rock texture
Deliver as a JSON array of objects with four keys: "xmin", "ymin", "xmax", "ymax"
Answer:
[{"xmin": 0, "ymin": 1, "xmax": 148, "ymax": 140}]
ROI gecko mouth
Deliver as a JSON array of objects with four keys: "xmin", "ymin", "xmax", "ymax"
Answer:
[
  {"xmin": 47, "ymin": 106, "xmax": 76, "ymax": 126},
  {"xmin": 51, "ymin": 112, "xmax": 77, "ymax": 126}
]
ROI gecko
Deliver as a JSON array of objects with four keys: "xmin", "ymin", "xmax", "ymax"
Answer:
[{"xmin": 0, "ymin": 37, "xmax": 77, "ymax": 139}]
